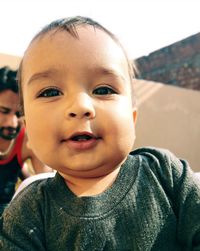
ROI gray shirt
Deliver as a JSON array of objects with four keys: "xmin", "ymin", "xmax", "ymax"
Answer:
[{"xmin": 1, "ymin": 147, "xmax": 200, "ymax": 250}]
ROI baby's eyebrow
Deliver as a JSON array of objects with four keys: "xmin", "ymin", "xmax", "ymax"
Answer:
[
  {"xmin": 92, "ymin": 67, "xmax": 126, "ymax": 82},
  {"xmin": 27, "ymin": 69, "xmax": 57, "ymax": 86},
  {"xmin": 26, "ymin": 66, "xmax": 126, "ymax": 86}
]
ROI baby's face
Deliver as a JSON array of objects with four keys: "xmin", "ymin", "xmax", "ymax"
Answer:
[{"xmin": 22, "ymin": 26, "xmax": 137, "ymax": 178}]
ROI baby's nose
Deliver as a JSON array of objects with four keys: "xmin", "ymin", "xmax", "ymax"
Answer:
[{"xmin": 65, "ymin": 93, "xmax": 95, "ymax": 119}]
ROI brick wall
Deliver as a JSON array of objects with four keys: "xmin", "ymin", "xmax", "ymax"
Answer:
[{"xmin": 135, "ymin": 32, "xmax": 200, "ymax": 91}]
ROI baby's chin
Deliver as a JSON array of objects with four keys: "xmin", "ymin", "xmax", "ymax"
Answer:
[
  {"xmin": 58, "ymin": 169, "xmax": 108, "ymax": 179},
  {"xmin": 57, "ymin": 156, "xmax": 127, "ymax": 180}
]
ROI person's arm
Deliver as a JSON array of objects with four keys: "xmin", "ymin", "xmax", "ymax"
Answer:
[
  {"xmin": 174, "ymin": 167, "xmax": 200, "ymax": 249},
  {"xmin": 143, "ymin": 147, "xmax": 200, "ymax": 249},
  {"xmin": 132, "ymin": 147, "xmax": 200, "ymax": 249}
]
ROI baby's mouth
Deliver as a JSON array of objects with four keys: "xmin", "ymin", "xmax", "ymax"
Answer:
[
  {"xmin": 67, "ymin": 132, "xmax": 101, "ymax": 142},
  {"xmin": 71, "ymin": 134, "xmax": 93, "ymax": 141},
  {"xmin": 62, "ymin": 132, "xmax": 101, "ymax": 150}
]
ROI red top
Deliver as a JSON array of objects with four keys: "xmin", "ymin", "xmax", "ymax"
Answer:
[{"xmin": 0, "ymin": 127, "xmax": 25, "ymax": 168}]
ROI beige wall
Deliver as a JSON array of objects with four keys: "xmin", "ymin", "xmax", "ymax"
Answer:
[
  {"xmin": 134, "ymin": 80, "xmax": 200, "ymax": 172},
  {"xmin": 0, "ymin": 53, "xmax": 21, "ymax": 69}
]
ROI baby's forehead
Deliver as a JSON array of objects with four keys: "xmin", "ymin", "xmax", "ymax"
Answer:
[
  {"xmin": 24, "ymin": 26, "xmax": 130, "ymax": 70},
  {"xmin": 29, "ymin": 25, "xmax": 105, "ymax": 45},
  {"xmin": 20, "ymin": 25, "xmax": 134, "ymax": 90},
  {"xmin": 25, "ymin": 25, "xmax": 125, "ymax": 59}
]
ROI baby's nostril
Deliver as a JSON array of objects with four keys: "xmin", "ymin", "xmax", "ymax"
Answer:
[
  {"xmin": 85, "ymin": 112, "xmax": 90, "ymax": 117},
  {"xmin": 69, "ymin": 112, "xmax": 76, "ymax": 117}
]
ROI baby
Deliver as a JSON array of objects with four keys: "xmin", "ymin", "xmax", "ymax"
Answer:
[{"xmin": 1, "ymin": 16, "xmax": 200, "ymax": 251}]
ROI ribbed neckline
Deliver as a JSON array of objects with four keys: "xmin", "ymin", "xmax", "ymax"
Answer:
[{"xmin": 48, "ymin": 154, "xmax": 139, "ymax": 217}]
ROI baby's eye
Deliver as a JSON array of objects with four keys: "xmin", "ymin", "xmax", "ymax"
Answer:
[
  {"xmin": 0, "ymin": 109, "xmax": 9, "ymax": 114},
  {"xmin": 37, "ymin": 87, "xmax": 62, "ymax": 98},
  {"xmin": 93, "ymin": 86, "xmax": 117, "ymax": 95}
]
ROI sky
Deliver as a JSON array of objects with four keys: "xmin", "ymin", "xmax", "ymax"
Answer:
[{"xmin": 0, "ymin": 0, "xmax": 200, "ymax": 59}]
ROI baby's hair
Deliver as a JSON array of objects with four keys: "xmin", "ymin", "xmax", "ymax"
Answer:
[{"xmin": 18, "ymin": 16, "xmax": 138, "ymax": 114}]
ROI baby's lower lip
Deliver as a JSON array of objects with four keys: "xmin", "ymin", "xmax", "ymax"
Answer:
[{"xmin": 63, "ymin": 137, "xmax": 99, "ymax": 151}]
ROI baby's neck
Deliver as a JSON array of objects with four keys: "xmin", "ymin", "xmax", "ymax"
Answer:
[{"xmin": 60, "ymin": 167, "xmax": 121, "ymax": 197}]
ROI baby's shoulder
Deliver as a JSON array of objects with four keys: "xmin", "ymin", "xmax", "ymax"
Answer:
[
  {"xmin": 13, "ymin": 172, "xmax": 56, "ymax": 199},
  {"xmin": 129, "ymin": 146, "xmax": 189, "ymax": 180},
  {"xmin": 130, "ymin": 146, "xmax": 183, "ymax": 166}
]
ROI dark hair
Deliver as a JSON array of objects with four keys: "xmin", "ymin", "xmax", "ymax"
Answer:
[
  {"xmin": 0, "ymin": 66, "xmax": 18, "ymax": 93},
  {"xmin": 18, "ymin": 16, "xmax": 137, "ymax": 114}
]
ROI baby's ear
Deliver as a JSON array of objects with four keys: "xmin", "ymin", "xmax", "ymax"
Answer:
[
  {"xmin": 19, "ymin": 116, "xmax": 26, "ymax": 127},
  {"xmin": 132, "ymin": 108, "xmax": 137, "ymax": 125}
]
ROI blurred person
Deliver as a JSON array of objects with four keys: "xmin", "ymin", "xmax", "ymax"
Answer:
[{"xmin": 0, "ymin": 66, "xmax": 52, "ymax": 215}]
